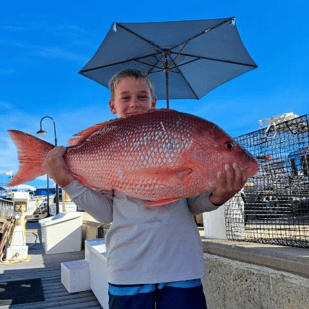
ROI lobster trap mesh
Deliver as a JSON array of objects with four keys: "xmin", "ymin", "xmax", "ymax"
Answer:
[{"xmin": 225, "ymin": 114, "xmax": 309, "ymax": 248}]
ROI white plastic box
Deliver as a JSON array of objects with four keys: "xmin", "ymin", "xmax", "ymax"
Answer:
[
  {"xmin": 203, "ymin": 205, "xmax": 227, "ymax": 239},
  {"xmin": 39, "ymin": 212, "xmax": 84, "ymax": 254},
  {"xmin": 49, "ymin": 202, "xmax": 77, "ymax": 216},
  {"xmin": 61, "ymin": 202, "xmax": 77, "ymax": 213},
  {"xmin": 203, "ymin": 191, "xmax": 245, "ymax": 240},
  {"xmin": 85, "ymin": 239, "xmax": 108, "ymax": 309},
  {"xmin": 61, "ymin": 259, "xmax": 90, "ymax": 293}
]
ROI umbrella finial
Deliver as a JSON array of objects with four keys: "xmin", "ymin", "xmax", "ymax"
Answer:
[{"xmin": 162, "ymin": 50, "xmax": 171, "ymax": 57}]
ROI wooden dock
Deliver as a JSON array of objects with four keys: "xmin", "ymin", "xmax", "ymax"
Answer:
[{"xmin": 0, "ymin": 222, "xmax": 103, "ymax": 309}]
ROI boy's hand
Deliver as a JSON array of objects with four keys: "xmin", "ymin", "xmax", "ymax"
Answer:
[
  {"xmin": 44, "ymin": 146, "xmax": 75, "ymax": 188},
  {"xmin": 209, "ymin": 163, "xmax": 247, "ymax": 205}
]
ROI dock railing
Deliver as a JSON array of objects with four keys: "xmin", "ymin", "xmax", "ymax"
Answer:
[{"xmin": 0, "ymin": 198, "xmax": 14, "ymax": 218}]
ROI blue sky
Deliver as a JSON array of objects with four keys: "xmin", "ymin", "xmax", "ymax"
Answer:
[{"xmin": 1, "ymin": 0, "xmax": 308, "ymax": 188}]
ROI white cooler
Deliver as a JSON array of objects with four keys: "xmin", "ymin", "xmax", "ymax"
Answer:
[
  {"xmin": 39, "ymin": 212, "xmax": 84, "ymax": 254},
  {"xmin": 85, "ymin": 239, "xmax": 108, "ymax": 309}
]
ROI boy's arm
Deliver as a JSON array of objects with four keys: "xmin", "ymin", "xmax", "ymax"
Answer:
[
  {"xmin": 188, "ymin": 163, "xmax": 247, "ymax": 215},
  {"xmin": 64, "ymin": 181, "xmax": 113, "ymax": 223},
  {"xmin": 188, "ymin": 193, "xmax": 221, "ymax": 215}
]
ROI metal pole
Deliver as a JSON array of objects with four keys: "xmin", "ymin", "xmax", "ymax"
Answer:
[
  {"xmin": 37, "ymin": 116, "xmax": 59, "ymax": 215},
  {"xmin": 163, "ymin": 50, "xmax": 171, "ymax": 109},
  {"xmin": 47, "ymin": 174, "xmax": 49, "ymax": 211},
  {"xmin": 54, "ymin": 129, "xmax": 59, "ymax": 215},
  {"xmin": 165, "ymin": 70, "xmax": 169, "ymax": 110}
]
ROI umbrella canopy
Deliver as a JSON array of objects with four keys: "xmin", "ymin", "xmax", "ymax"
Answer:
[{"xmin": 79, "ymin": 17, "xmax": 257, "ymax": 108}]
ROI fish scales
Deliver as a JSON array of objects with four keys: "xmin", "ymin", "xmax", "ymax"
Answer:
[
  {"xmin": 7, "ymin": 109, "xmax": 259, "ymax": 206},
  {"xmin": 65, "ymin": 111, "xmax": 193, "ymax": 198}
]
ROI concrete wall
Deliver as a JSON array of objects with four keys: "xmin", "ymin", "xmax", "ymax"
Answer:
[
  {"xmin": 202, "ymin": 251, "xmax": 309, "ymax": 309},
  {"xmin": 202, "ymin": 196, "xmax": 309, "ymax": 308}
]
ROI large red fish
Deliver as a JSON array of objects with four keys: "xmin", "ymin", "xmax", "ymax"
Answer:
[{"xmin": 8, "ymin": 109, "xmax": 258, "ymax": 206}]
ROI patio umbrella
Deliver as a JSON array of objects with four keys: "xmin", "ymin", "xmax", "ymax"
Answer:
[
  {"xmin": 7, "ymin": 184, "xmax": 37, "ymax": 192},
  {"xmin": 79, "ymin": 17, "xmax": 257, "ymax": 109}
]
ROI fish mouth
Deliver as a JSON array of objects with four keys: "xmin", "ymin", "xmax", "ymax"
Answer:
[{"xmin": 244, "ymin": 162, "xmax": 259, "ymax": 177}]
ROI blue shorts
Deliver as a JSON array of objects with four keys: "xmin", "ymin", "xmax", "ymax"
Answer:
[{"xmin": 108, "ymin": 279, "xmax": 207, "ymax": 309}]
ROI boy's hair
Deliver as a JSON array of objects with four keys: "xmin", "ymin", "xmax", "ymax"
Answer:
[{"xmin": 108, "ymin": 69, "xmax": 155, "ymax": 100}]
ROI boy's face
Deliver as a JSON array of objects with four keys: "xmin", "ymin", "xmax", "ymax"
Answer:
[{"xmin": 109, "ymin": 77, "xmax": 157, "ymax": 118}]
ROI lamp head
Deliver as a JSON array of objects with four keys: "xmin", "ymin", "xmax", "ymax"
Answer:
[{"xmin": 36, "ymin": 129, "xmax": 48, "ymax": 135}]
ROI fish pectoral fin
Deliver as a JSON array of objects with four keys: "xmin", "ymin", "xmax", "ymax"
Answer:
[
  {"xmin": 176, "ymin": 168, "xmax": 192, "ymax": 179},
  {"xmin": 145, "ymin": 197, "xmax": 182, "ymax": 206},
  {"xmin": 127, "ymin": 168, "xmax": 192, "ymax": 182}
]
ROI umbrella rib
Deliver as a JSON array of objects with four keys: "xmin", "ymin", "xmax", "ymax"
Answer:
[
  {"xmin": 178, "ymin": 77, "xmax": 199, "ymax": 99},
  {"xmin": 116, "ymin": 23, "xmax": 163, "ymax": 51},
  {"xmin": 141, "ymin": 44, "xmax": 168, "ymax": 75},
  {"xmin": 79, "ymin": 54, "xmax": 162, "ymax": 73},
  {"xmin": 133, "ymin": 56, "xmax": 199, "ymax": 73},
  {"xmin": 133, "ymin": 59, "xmax": 165, "ymax": 71},
  {"xmin": 147, "ymin": 58, "xmax": 163, "ymax": 74},
  {"xmin": 170, "ymin": 17, "xmax": 235, "ymax": 51},
  {"xmin": 169, "ymin": 41, "xmax": 189, "ymax": 67},
  {"xmin": 170, "ymin": 51, "xmax": 258, "ymax": 68},
  {"xmin": 165, "ymin": 52, "xmax": 199, "ymax": 99},
  {"xmin": 168, "ymin": 58, "xmax": 200, "ymax": 70}
]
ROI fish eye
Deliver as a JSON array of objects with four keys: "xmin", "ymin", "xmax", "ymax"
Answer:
[{"xmin": 225, "ymin": 141, "xmax": 234, "ymax": 151}]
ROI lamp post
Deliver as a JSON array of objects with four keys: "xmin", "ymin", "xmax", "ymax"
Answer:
[{"xmin": 36, "ymin": 116, "xmax": 59, "ymax": 215}]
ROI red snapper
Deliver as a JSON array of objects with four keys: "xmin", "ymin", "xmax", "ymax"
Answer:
[{"xmin": 8, "ymin": 109, "xmax": 259, "ymax": 206}]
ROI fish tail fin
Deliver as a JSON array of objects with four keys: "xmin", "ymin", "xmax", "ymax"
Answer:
[{"xmin": 7, "ymin": 130, "xmax": 54, "ymax": 186}]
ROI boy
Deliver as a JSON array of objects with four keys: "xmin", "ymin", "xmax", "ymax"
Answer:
[{"xmin": 44, "ymin": 69, "xmax": 247, "ymax": 309}]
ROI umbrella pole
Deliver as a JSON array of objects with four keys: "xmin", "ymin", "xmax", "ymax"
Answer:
[
  {"xmin": 163, "ymin": 50, "xmax": 171, "ymax": 109},
  {"xmin": 165, "ymin": 70, "xmax": 169, "ymax": 109}
]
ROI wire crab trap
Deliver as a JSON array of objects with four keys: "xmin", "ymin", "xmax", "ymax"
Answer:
[{"xmin": 225, "ymin": 114, "xmax": 309, "ymax": 248}]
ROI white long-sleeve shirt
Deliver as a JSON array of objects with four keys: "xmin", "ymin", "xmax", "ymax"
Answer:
[{"xmin": 64, "ymin": 180, "xmax": 220, "ymax": 285}]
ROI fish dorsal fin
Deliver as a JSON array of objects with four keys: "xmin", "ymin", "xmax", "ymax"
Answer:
[
  {"xmin": 67, "ymin": 109, "xmax": 175, "ymax": 146},
  {"xmin": 67, "ymin": 118, "xmax": 120, "ymax": 146}
]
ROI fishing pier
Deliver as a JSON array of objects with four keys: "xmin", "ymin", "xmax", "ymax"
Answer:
[{"xmin": 1, "ymin": 114, "xmax": 309, "ymax": 308}]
